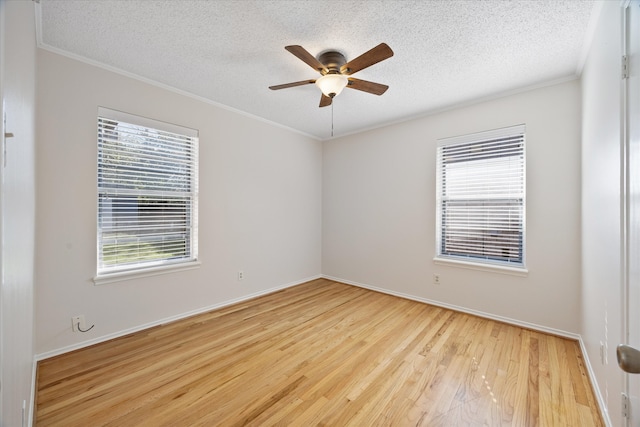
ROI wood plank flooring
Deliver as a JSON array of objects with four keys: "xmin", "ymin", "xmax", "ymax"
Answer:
[{"xmin": 35, "ymin": 279, "xmax": 604, "ymax": 426}]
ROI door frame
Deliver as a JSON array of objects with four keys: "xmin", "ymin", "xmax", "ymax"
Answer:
[
  {"xmin": 622, "ymin": 1, "xmax": 640, "ymax": 425},
  {"xmin": 0, "ymin": 0, "xmax": 6, "ymax": 419}
]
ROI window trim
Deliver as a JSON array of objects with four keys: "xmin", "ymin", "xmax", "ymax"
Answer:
[
  {"xmin": 433, "ymin": 256, "xmax": 528, "ymax": 277},
  {"xmin": 95, "ymin": 107, "xmax": 199, "ymax": 281},
  {"xmin": 434, "ymin": 124, "xmax": 527, "ymax": 272},
  {"xmin": 93, "ymin": 260, "xmax": 201, "ymax": 285}
]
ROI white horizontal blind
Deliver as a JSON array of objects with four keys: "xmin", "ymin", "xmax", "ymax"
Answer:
[
  {"xmin": 436, "ymin": 125, "xmax": 525, "ymax": 267},
  {"xmin": 97, "ymin": 108, "xmax": 199, "ymax": 275}
]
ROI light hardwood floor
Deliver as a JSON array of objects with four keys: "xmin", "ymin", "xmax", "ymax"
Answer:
[{"xmin": 35, "ymin": 279, "xmax": 604, "ymax": 426}]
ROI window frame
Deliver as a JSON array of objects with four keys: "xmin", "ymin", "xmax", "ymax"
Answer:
[
  {"xmin": 94, "ymin": 107, "xmax": 199, "ymax": 284},
  {"xmin": 434, "ymin": 124, "xmax": 527, "ymax": 274}
]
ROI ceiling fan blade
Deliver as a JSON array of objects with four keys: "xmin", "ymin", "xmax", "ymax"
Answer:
[
  {"xmin": 319, "ymin": 94, "xmax": 332, "ymax": 108},
  {"xmin": 346, "ymin": 78, "xmax": 389, "ymax": 96},
  {"xmin": 340, "ymin": 43, "xmax": 394, "ymax": 75},
  {"xmin": 269, "ymin": 79, "xmax": 316, "ymax": 90},
  {"xmin": 285, "ymin": 45, "xmax": 327, "ymax": 74}
]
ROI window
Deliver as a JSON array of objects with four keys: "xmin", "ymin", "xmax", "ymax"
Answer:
[
  {"xmin": 435, "ymin": 125, "xmax": 525, "ymax": 270},
  {"xmin": 97, "ymin": 108, "xmax": 199, "ymax": 278}
]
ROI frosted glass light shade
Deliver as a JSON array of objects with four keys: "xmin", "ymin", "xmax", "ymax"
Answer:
[{"xmin": 315, "ymin": 74, "xmax": 348, "ymax": 97}]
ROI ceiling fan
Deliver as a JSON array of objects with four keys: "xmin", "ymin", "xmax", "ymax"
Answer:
[{"xmin": 269, "ymin": 43, "xmax": 394, "ymax": 108}]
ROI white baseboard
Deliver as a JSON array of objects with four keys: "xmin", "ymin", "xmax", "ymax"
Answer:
[
  {"xmin": 29, "ymin": 355, "xmax": 37, "ymax": 427},
  {"xmin": 577, "ymin": 337, "xmax": 613, "ymax": 427},
  {"xmin": 322, "ymin": 274, "xmax": 579, "ymax": 339},
  {"xmin": 35, "ymin": 275, "xmax": 322, "ymax": 362}
]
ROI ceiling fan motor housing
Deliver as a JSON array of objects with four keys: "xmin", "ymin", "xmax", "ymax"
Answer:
[{"xmin": 318, "ymin": 51, "xmax": 347, "ymax": 74}]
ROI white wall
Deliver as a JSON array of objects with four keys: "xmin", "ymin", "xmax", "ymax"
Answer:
[
  {"xmin": 323, "ymin": 79, "xmax": 582, "ymax": 334},
  {"xmin": 1, "ymin": 1, "xmax": 37, "ymax": 425},
  {"xmin": 35, "ymin": 50, "xmax": 322, "ymax": 356},
  {"xmin": 580, "ymin": 2, "xmax": 624, "ymax": 425}
]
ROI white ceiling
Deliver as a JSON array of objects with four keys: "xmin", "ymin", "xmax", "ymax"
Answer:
[{"xmin": 37, "ymin": 0, "xmax": 600, "ymax": 140}]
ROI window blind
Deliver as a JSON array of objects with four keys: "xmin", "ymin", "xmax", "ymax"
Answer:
[
  {"xmin": 436, "ymin": 125, "xmax": 525, "ymax": 267},
  {"xmin": 97, "ymin": 108, "xmax": 199, "ymax": 275}
]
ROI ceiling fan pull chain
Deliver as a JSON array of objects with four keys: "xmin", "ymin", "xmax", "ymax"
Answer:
[{"xmin": 331, "ymin": 101, "xmax": 334, "ymax": 137}]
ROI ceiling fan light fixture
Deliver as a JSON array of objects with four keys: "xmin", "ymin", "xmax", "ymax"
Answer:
[{"xmin": 315, "ymin": 74, "xmax": 348, "ymax": 98}]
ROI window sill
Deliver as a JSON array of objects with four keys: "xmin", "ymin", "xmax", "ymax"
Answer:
[
  {"xmin": 93, "ymin": 260, "xmax": 201, "ymax": 285},
  {"xmin": 433, "ymin": 256, "xmax": 528, "ymax": 277}
]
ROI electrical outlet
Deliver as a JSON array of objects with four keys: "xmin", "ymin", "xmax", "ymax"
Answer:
[
  {"xmin": 433, "ymin": 274, "xmax": 441, "ymax": 285},
  {"xmin": 238, "ymin": 271, "xmax": 244, "ymax": 281},
  {"xmin": 72, "ymin": 315, "xmax": 85, "ymax": 332}
]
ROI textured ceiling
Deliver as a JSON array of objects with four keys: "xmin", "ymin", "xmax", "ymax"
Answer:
[{"xmin": 37, "ymin": 0, "xmax": 600, "ymax": 140}]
